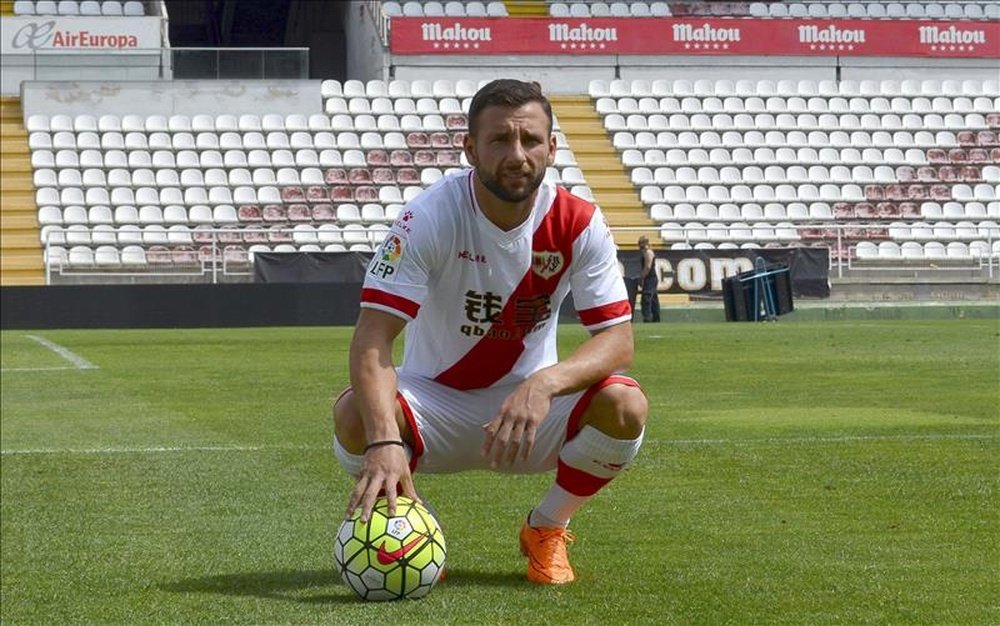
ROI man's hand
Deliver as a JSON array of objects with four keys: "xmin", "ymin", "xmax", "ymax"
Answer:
[
  {"xmin": 481, "ymin": 375, "xmax": 554, "ymax": 468},
  {"xmin": 345, "ymin": 444, "xmax": 417, "ymax": 522}
]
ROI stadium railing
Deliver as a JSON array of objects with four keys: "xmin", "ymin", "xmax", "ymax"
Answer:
[
  {"xmin": 12, "ymin": 47, "xmax": 310, "ymax": 82},
  {"xmin": 38, "ymin": 223, "xmax": 999, "ymax": 285}
]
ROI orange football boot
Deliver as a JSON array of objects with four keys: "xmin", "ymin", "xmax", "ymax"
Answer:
[{"xmin": 519, "ymin": 520, "xmax": 576, "ymax": 584}]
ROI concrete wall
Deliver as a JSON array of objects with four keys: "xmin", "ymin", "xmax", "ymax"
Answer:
[
  {"xmin": 390, "ymin": 54, "xmax": 616, "ymax": 94},
  {"xmin": 840, "ymin": 56, "xmax": 1000, "ymax": 83},
  {"xmin": 618, "ymin": 55, "xmax": 838, "ymax": 83},
  {"xmin": 19, "ymin": 79, "xmax": 322, "ymax": 120},
  {"xmin": 3, "ymin": 52, "xmax": 164, "ymax": 95},
  {"xmin": 345, "ymin": 1, "xmax": 388, "ymax": 82},
  {"xmin": 387, "ymin": 53, "xmax": 998, "ymax": 92}
]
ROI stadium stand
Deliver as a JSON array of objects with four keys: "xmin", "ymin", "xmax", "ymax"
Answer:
[
  {"xmin": 26, "ymin": 78, "xmax": 594, "ymax": 275},
  {"xmin": 590, "ymin": 78, "xmax": 1000, "ymax": 263},
  {"xmin": 12, "ymin": 0, "xmax": 145, "ymax": 15},
  {"xmin": 381, "ymin": 0, "xmax": 509, "ymax": 17},
  {"xmin": 26, "ymin": 74, "xmax": 999, "ymax": 278},
  {"xmin": 1, "ymin": 95, "xmax": 44, "ymax": 284}
]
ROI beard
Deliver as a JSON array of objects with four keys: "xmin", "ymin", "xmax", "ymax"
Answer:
[{"xmin": 476, "ymin": 165, "xmax": 546, "ymax": 204}]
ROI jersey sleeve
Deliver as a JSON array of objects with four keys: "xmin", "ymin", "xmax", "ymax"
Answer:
[
  {"xmin": 360, "ymin": 205, "xmax": 440, "ymax": 322},
  {"xmin": 569, "ymin": 207, "xmax": 632, "ymax": 331}
]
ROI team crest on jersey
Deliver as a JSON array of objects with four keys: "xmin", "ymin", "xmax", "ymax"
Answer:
[{"xmin": 531, "ymin": 251, "xmax": 564, "ymax": 280}]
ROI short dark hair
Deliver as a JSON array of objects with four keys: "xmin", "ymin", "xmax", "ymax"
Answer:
[{"xmin": 467, "ymin": 79, "xmax": 553, "ymax": 136}]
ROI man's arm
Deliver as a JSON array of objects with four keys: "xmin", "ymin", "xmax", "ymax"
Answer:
[
  {"xmin": 482, "ymin": 321, "xmax": 634, "ymax": 467},
  {"xmin": 344, "ymin": 307, "xmax": 415, "ymax": 521}
]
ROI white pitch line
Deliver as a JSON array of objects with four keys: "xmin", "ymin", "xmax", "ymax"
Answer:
[
  {"xmin": 0, "ymin": 443, "xmax": 320, "ymax": 456},
  {"xmin": 1, "ymin": 433, "xmax": 996, "ymax": 457},
  {"xmin": 655, "ymin": 433, "xmax": 999, "ymax": 446},
  {"xmin": 1, "ymin": 366, "xmax": 80, "ymax": 372},
  {"xmin": 24, "ymin": 335, "xmax": 97, "ymax": 370}
]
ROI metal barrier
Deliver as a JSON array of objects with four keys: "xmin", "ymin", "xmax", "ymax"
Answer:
[
  {"xmin": 18, "ymin": 47, "xmax": 310, "ymax": 81},
  {"xmin": 40, "ymin": 223, "xmax": 999, "ymax": 285}
]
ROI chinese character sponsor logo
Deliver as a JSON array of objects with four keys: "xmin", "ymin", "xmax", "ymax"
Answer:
[
  {"xmin": 458, "ymin": 291, "xmax": 551, "ymax": 339},
  {"xmin": 514, "ymin": 294, "xmax": 551, "ymax": 328},
  {"xmin": 463, "ymin": 290, "xmax": 503, "ymax": 324}
]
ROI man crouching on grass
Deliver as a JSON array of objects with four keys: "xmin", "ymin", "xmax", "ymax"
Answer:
[{"xmin": 333, "ymin": 78, "xmax": 647, "ymax": 584}]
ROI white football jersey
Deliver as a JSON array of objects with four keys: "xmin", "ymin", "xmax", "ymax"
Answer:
[{"xmin": 361, "ymin": 169, "xmax": 630, "ymax": 390}]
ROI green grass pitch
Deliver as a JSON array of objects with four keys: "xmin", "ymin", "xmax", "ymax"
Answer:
[{"xmin": 2, "ymin": 320, "xmax": 998, "ymax": 624}]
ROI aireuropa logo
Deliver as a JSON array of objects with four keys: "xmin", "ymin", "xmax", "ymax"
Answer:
[
  {"xmin": 10, "ymin": 20, "xmax": 139, "ymax": 50},
  {"xmin": 11, "ymin": 20, "xmax": 55, "ymax": 49}
]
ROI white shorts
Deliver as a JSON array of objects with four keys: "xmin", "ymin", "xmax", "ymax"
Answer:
[{"xmin": 394, "ymin": 371, "xmax": 640, "ymax": 474}]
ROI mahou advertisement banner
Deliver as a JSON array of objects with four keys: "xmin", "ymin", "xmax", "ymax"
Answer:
[
  {"xmin": 390, "ymin": 17, "xmax": 999, "ymax": 58},
  {"xmin": 1, "ymin": 16, "xmax": 161, "ymax": 54}
]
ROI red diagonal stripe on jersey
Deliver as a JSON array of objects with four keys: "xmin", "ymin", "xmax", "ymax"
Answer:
[{"xmin": 434, "ymin": 188, "xmax": 595, "ymax": 390}]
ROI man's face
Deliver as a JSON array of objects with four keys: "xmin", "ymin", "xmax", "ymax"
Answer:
[{"xmin": 465, "ymin": 101, "xmax": 556, "ymax": 204}]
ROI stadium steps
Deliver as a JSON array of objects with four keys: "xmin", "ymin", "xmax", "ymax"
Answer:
[
  {"xmin": 0, "ymin": 96, "xmax": 45, "ymax": 286},
  {"xmin": 504, "ymin": 1, "xmax": 549, "ymax": 17},
  {"xmin": 550, "ymin": 95, "xmax": 658, "ymax": 248}
]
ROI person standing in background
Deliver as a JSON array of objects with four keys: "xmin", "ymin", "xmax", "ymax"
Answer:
[{"xmin": 637, "ymin": 236, "xmax": 660, "ymax": 323}]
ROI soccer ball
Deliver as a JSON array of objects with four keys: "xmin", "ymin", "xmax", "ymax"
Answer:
[{"xmin": 334, "ymin": 496, "xmax": 446, "ymax": 601}]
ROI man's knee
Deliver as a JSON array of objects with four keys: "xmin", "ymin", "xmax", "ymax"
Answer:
[
  {"xmin": 579, "ymin": 384, "xmax": 647, "ymax": 439},
  {"xmin": 333, "ymin": 390, "xmax": 366, "ymax": 453},
  {"xmin": 333, "ymin": 389, "xmax": 414, "ymax": 454}
]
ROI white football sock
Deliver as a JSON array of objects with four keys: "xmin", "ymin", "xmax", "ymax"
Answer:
[{"xmin": 532, "ymin": 425, "xmax": 644, "ymax": 528}]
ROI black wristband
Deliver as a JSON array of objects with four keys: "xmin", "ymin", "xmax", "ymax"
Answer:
[{"xmin": 364, "ymin": 440, "xmax": 406, "ymax": 453}]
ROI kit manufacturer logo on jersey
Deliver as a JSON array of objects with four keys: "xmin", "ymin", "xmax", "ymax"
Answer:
[
  {"xmin": 369, "ymin": 234, "xmax": 405, "ymax": 279},
  {"xmin": 393, "ymin": 210, "xmax": 415, "ymax": 234},
  {"xmin": 531, "ymin": 251, "xmax": 564, "ymax": 280}
]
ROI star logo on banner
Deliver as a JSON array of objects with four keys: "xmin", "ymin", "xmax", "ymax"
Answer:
[{"xmin": 928, "ymin": 45, "xmax": 973, "ymax": 52}]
